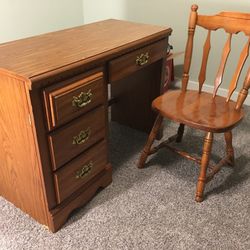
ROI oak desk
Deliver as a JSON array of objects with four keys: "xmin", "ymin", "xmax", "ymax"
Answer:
[{"xmin": 0, "ymin": 19, "xmax": 171, "ymax": 232}]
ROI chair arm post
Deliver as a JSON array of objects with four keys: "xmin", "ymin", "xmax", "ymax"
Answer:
[{"xmin": 235, "ymin": 67, "xmax": 250, "ymax": 110}]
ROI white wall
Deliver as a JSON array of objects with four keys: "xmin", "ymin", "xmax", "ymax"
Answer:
[
  {"xmin": 83, "ymin": 0, "xmax": 250, "ymax": 89},
  {"xmin": 0, "ymin": 0, "xmax": 84, "ymax": 43},
  {"xmin": 1, "ymin": 0, "xmax": 249, "ymax": 89},
  {"xmin": 83, "ymin": 0, "xmax": 126, "ymax": 24}
]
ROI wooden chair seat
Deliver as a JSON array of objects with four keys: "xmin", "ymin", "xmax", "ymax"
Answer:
[{"xmin": 152, "ymin": 90, "xmax": 244, "ymax": 133}]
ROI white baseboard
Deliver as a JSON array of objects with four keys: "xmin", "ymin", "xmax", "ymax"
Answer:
[{"xmin": 174, "ymin": 78, "xmax": 250, "ymax": 106}]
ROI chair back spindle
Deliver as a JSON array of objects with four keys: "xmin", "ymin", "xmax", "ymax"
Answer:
[
  {"xmin": 227, "ymin": 37, "xmax": 250, "ymax": 101},
  {"xmin": 198, "ymin": 30, "xmax": 211, "ymax": 93},
  {"xmin": 213, "ymin": 33, "xmax": 232, "ymax": 97},
  {"xmin": 182, "ymin": 5, "xmax": 198, "ymax": 92},
  {"xmin": 182, "ymin": 6, "xmax": 250, "ymax": 108},
  {"xmin": 235, "ymin": 67, "xmax": 250, "ymax": 110}
]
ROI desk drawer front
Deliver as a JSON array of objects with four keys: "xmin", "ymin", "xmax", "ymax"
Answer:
[
  {"xmin": 54, "ymin": 140, "xmax": 107, "ymax": 204},
  {"xmin": 44, "ymin": 70, "xmax": 104, "ymax": 130},
  {"xmin": 109, "ymin": 39, "xmax": 166, "ymax": 82},
  {"xmin": 48, "ymin": 106, "xmax": 106, "ymax": 170}
]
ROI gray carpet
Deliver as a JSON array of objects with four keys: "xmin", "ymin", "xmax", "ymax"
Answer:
[{"xmin": 0, "ymin": 107, "xmax": 250, "ymax": 250}]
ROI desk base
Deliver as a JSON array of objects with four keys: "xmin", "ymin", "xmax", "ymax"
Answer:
[{"xmin": 48, "ymin": 164, "xmax": 112, "ymax": 232}]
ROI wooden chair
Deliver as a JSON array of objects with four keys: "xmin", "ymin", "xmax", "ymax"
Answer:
[{"xmin": 138, "ymin": 5, "xmax": 250, "ymax": 202}]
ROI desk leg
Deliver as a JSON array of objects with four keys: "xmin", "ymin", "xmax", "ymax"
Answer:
[{"xmin": 111, "ymin": 59, "xmax": 165, "ymax": 134}]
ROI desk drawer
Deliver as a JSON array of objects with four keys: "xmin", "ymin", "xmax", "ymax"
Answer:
[
  {"xmin": 48, "ymin": 106, "xmax": 106, "ymax": 170},
  {"xmin": 109, "ymin": 39, "xmax": 166, "ymax": 82},
  {"xmin": 44, "ymin": 70, "xmax": 104, "ymax": 130},
  {"xmin": 54, "ymin": 140, "xmax": 107, "ymax": 204}
]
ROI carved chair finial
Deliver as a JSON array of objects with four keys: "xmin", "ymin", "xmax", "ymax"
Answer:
[{"xmin": 191, "ymin": 4, "xmax": 198, "ymax": 12}]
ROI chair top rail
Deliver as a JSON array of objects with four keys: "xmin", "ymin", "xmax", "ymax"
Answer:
[
  {"xmin": 219, "ymin": 12, "xmax": 250, "ymax": 20},
  {"xmin": 197, "ymin": 12, "xmax": 250, "ymax": 35}
]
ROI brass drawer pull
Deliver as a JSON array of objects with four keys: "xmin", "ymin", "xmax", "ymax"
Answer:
[
  {"xmin": 72, "ymin": 128, "xmax": 91, "ymax": 145},
  {"xmin": 75, "ymin": 161, "xmax": 93, "ymax": 179},
  {"xmin": 72, "ymin": 89, "xmax": 93, "ymax": 108},
  {"xmin": 136, "ymin": 52, "xmax": 149, "ymax": 66}
]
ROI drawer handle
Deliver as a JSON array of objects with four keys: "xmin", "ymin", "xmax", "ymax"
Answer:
[
  {"xmin": 72, "ymin": 128, "xmax": 91, "ymax": 145},
  {"xmin": 136, "ymin": 52, "xmax": 149, "ymax": 66},
  {"xmin": 72, "ymin": 89, "xmax": 93, "ymax": 108},
  {"xmin": 75, "ymin": 161, "xmax": 93, "ymax": 179}
]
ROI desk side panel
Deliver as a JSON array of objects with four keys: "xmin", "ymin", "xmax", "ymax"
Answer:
[{"xmin": 0, "ymin": 71, "xmax": 49, "ymax": 226}]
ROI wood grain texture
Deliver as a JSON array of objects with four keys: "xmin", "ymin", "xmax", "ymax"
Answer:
[
  {"xmin": 0, "ymin": 19, "xmax": 171, "ymax": 231},
  {"xmin": 49, "ymin": 164, "xmax": 112, "ymax": 232},
  {"xmin": 236, "ymin": 67, "xmax": 250, "ymax": 110},
  {"xmin": 109, "ymin": 39, "xmax": 166, "ymax": 82},
  {"xmin": 224, "ymin": 131, "xmax": 234, "ymax": 166},
  {"xmin": 205, "ymin": 155, "xmax": 232, "ymax": 183},
  {"xmin": 196, "ymin": 132, "xmax": 213, "ymax": 202},
  {"xmin": 0, "ymin": 19, "xmax": 171, "ymax": 82},
  {"xmin": 152, "ymin": 90, "xmax": 244, "ymax": 133},
  {"xmin": 139, "ymin": 6, "xmax": 250, "ymax": 203},
  {"xmin": 182, "ymin": 4, "xmax": 198, "ymax": 91},
  {"xmin": 227, "ymin": 37, "xmax": 250, "ymax": 101},
  {"xmin": 0, "ymin": 72, "xmax": 49, "ymax": 226},
  {"xmin": 43, "ymin": 68, "xmax": 104, "ymax": 130},
  {"xmin": 54, "ymin": 140, "xmax": 107, "ymax": 203},
  {"xmin": 219, "ymin": 12, "xmax": 250, "ymax": 19},
  {"xmin": 138, "ymin": 114, "xmax": 163, "ymax": 168},
  {"xmin": 198, "ymin": 30, "xmax": 211, "ymax": 92},
  {"xmin": 48, "ymin": 106, "xmax": 106, "ymax": 170},
  {"xmin": 197, "ymin": 13, "xmax": 250, "ymax": 35},
  {"xmin": 213, "ymin": 33, "xmax": 232, "ymax": 97},
  {"xmin": 29, "ymin": 87, "xmax": 57, "ymax": 209}
]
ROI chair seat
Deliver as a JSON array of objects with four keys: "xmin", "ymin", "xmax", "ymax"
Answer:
[{"xmin": 152, "ymin": 90, "xmax": 244, "ymax": 133}]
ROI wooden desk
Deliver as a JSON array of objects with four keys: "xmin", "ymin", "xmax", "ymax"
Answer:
[{"xmin": 0, "ymin": 19, "xmax": 171, "ymax": 232}]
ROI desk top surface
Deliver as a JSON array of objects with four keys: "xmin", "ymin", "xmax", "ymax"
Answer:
[{"xmin": 0, "ymin": 19, "xmax": 171, "ymax": 80}]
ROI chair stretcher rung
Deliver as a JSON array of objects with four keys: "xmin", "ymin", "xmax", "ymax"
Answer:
[
  {"xmin": 149, "ymin": 134, "xmax": 178, "ymax": 155},
  {"xmin": 206, "ymin": 155, "xmax": 232, "ymax": 183},
  {"xmin": 165, "ymin": 145, "xmax": 201, "ymax": 164},
  {"xmin": 149, "ymin": 135, "xmax": 201, "ymax": 165}
]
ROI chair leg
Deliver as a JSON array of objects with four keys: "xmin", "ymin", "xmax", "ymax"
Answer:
[
  {"xmin": 176, "ymin": 123, "xmax": 185, "ymax": 143},
  {"xmin": 138, "ymin": 114, "xmax": 163, "ymax": 168},
  {"xmin": 224, "ymin": 131, "xmax": 235, "ymax": 166},
  {"xmin": 195, "ymin": 132, "xmax": 213, "ymax": 202}
]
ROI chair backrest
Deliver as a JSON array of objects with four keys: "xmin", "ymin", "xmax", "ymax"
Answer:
[{"xmin": 182, "ymin": 5, "xmax": 250, "ymax": 110}]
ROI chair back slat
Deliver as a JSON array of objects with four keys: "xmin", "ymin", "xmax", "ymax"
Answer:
[
  {"xmin": 198, "ymin": 30, "xmax": 211, "ymax": 92},
  {"xmin": 227, "ymin": 37, "xmax": 250, "ymax": 101},
  {"xmin": 197, "ymin": 13, "xmax": 250, "ymax": 35},
  {"xmin": 182, "ymin": 5, "xmax": 198, "ymax": 91},
  {"xmin": 183, "ymin": 6, "xmax": 250, "ymax": 106},
  {"xmin": 235, "ymin": 67, "xmax": 250, "ymax": 110},
  {"xmin": 213, "ymin": 33, "xmax": 232, "ymax": 97}
]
